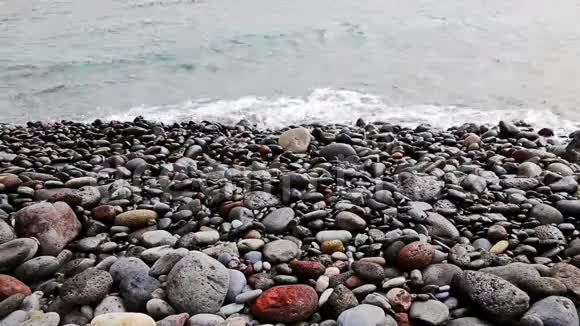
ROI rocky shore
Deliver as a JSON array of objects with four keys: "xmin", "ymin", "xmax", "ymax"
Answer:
[{"xmin": 0, "ymin": 117, "xmax": 579, "ymax": 326}]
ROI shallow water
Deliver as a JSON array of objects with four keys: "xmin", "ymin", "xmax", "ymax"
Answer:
[{"xmin": 1, "ymin": 0, "xmax": 580, "ymax": 130}]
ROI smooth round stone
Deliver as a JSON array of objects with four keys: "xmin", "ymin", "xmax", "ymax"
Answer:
[
  {"xmin": 146, "ymin": 299, "xmax": 175, "ymax": 320},
  {"xmin": 15, "ymin": 202, "xmax": 81, "ymax": 256},
  {"xmin": 261, "ymin": 207, "xmax": 295, "ymax": 234},
  {"xmin": 352, "ymin": 284, "xmax": 377, "ymax": 296},
  {"xmin": 565, "ymin": 239, "xmax": 580, "ymax": 257},
  {"xmin": 0, "ymin": 293, "xmax": 26, "ymax": 319},
  {"xmin": 472, "ymin": 238, "xmax": 492, "ymax": 251},
  {"xmin": 547, "ymin": 163, "xmax": 574, "ymax": 176},
  {"xmin": 114, "ymin": 210, "xmax": 158, "ymax": 228},
  {"xmin": 332, "ymin": 252, "xmax": 348, "ymax": 261},
  {"xmin": 14, "ymin": 256, "xmax": 60, "ymax": 283},
  {"xmin": 463, "ymin": 133, "xmax": 481, "ymax": 147},
  {"xmin": 489, "ymin": 240, "xmax": 510, "ymax": 254},
  {"xmin": 518, "ymin": 162, "xmax": 542, "ymax": 177},
  {"xmin": 219, "ymin": 303, "xmax": 244, "ymax": 316},
  {"xmin": 316, "ymin": 276, "xmax": 330, "ymax": 293},
  {"xmin": 109, "ymin": 257, "xmax": 150, "ymax": 283},
  {"xmin": 0, "ymin": 219, "xmax": 15, "ymax": 245},
  {"xmin": 235, "ymin": 289, "xmax": 263, "ymax": 304},
  {"xmin": 549, "ymin": 176, "xmax": 579, "ymax": 193},
  {"xmin": 0, "ymin": 174, "xmax": 22, "ymax": 190},
  {"xmin": 382, "ymin": 277, "xmax": 407, "ymax": 289},
  {"xmin": 479, "ymin": 263, "xmax": 542, "ymax": 290},
  {"xmin": 173, "ymin": 210, "xmax": 193, "ymax": 221},
  {"xmin": 65, "ymin": 177, "xmax": 98, "ymax": 188},
  {"xmin": 226, "ymin": 269, "xmax": 247, "ymax": 303},
  {"xmin": 273, "ymin": 274, "xmax": 299, "ymax": 284},
  {"xmin": 244, "ymin": 251, "xmax": 262, "ymax": 264},
  {"xmin": 525, "ymin": 277, "xmax": 568, "ymax": 298},
  {"xmin": 344, "ymin": 275, "xmax": 364, "ymax": 288},
  {"xmin": 321, "ymin": 240, "xmax": 345, "ymax": 254},
  {"xmin": 335, "ymin": 212, "xmax": 367, "ymax": 232},
  {"xmin": 1, "ymin": 310, "xmax": 28, "ymax": 325},
  {"xmin": 556, "ymin": 200, "xmax": 580, "ymax": 217},
  {"xmin": 530, "ymin": 204, "xmax": 564, "ymax": 225},
  {"xmin": 316, "ymin": 231, "xmax": 353, "ymax": 243},
  {"xmin": 187, "ymin": 313, "xmax": 225, "ymax": 326},
  {"xmin": 422, "ymin": 264, "xmax": 463, "ymax": 286},
  {"xmin": 319, "ymin": 288, "xmax": 334, "ymax": 307},
  {"xmin": 487, "ymin": 224, "xmax": 508, "ymax": 242},
  {"xmin": 194, "ymin": 230, "xmax": 220, "ymax": 245},
  {"xmin": 362, "ymin": 292, "xmax": 391, "ymax": 311},
  {"xmin": 320, "ymin": 143, "xmax": 358, "ymax": 161},
  {"xmin": 325, "ymin": 267, "xmax": 341, "ymax": 277},
  {"xmin": 337, "ymin": 304, "xmax": 396, "ymax": 326},
  {"xmin": 142, "ymin": 230, "xmax": 177, "ymax": 247},
  {"xmin": 278, "ymin": 128, "xmax": 311, "ymax": 153},
  {"xmin": 90, "ymin": 312, "xmax": 156, "ymax": 326},
  {"xmin": 253, "ymin": 261, "xmax": 263, "ymax": 273},
  {"xmin": 263, "ymin": 240, "xmax": 299, "ymax": 264},
  {"xmin": 409, "ymin": 300, "xmax": 450, "ymax": 325},
  {"xmin": 520, "ymin": 296, "xmax": 579, "ymax": 326},
  {"xmin": 237, "ymin": 239, "xmax": 265, "ymax": 252},
  {"xmin": 78, "ymin": 236, "xmax": 103, "ymax": 252},
  {"xmin": 141, "ymin": 246, "xmax": 177, "ymax": 264},
  {"xmin": 0, "ymin": 275, "xmax": 31, "ymax": 301},
  {"xmin": 424, "ymin": 212, "xmax": 460, "ymax": 242},
  {"xmin": 115, "ymin": 268, "xmax": 160, "ymax": 312}
]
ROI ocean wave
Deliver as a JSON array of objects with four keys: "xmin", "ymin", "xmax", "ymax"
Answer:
[{"xmin": 96, "ymin": 88, "xmax": 580, "ymax": 132}]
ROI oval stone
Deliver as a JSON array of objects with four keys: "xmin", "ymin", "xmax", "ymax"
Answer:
[{"xmin": 252, "ymin": 285, "xmax": 318, "ymax": 322}]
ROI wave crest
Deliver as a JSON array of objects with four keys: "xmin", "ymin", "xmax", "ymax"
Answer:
[{"xmin": 98, "ymin": 88, "xmax": 579, "ymax": 132}]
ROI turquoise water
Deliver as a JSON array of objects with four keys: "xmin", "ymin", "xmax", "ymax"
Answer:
[{"xmin": 1, "ymin": 0, "xmax": 580, "ymax": 129}]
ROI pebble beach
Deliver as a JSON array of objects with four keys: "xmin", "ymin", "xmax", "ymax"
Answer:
[{"xmin": 0, "ymin": 117, "xmax": 579, "ymax": 326}]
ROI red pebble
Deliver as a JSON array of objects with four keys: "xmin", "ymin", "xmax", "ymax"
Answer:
[
  {"xmin": 288, "ymin": 260, "xmax": 326, "ymax": 279},
  {"xmin": 344, "ymin": 275, "xmax": 364, "ymax": 288},
  {"xmin": 395, "ymin": 312, "xmax": 410, "ymax": 326},
  {"xmin": 252, "ymin": 285, "xmax": 318, "ymax": 323},
  {"xmin": 219, "ymin": 201, "xmax": 243, "ymax": 218},
  {"xmin": 258, "ymin": 145, "xmax": 272, "ymax": 155},
  {"xmin": 333, "ymin": 260, "xmax": 349, "ymax": 272},
  {"xmin": 398, "ymin": 241, "xmax": 435, "ymax": 270},
  {"xmin": 0, "ymin": 275, "xmax": 31, "ymax": 301},
  {"xmin": 92, "ymin": 205, "xmax": 117, "ymax": 223}
]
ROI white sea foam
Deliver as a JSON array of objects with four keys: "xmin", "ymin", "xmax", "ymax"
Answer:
[{"xmin": 99, "ymin": 88, "xmax": 580, "ymax": 133}]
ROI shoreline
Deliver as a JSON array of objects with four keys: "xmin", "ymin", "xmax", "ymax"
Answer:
[{"xmin": 0, "ymin": 117, "xmax": 578, "ymax": 325}]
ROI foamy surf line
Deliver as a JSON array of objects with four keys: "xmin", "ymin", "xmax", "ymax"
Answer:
[{"xmin": 96, "ymin": 88, "xmax": 579, "ymax": 133}]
